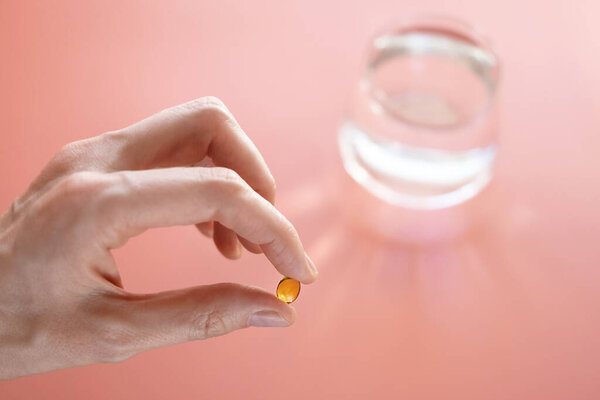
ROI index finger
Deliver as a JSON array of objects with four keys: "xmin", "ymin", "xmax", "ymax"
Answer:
[
  {"xmin": 89, "ymin": 167, "xmax": 317, "ymax": 283},
  {"xmin": 105, "ymin": 97, "xmax": 276, "ymax": 202}
]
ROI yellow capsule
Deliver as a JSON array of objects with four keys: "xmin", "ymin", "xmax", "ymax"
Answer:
[{"xmin": 276, "ymin": 277, "xmax": 301, "ymax": 303}]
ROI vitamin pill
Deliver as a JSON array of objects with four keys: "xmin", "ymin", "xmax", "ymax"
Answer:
[{"xmin": 276, "ymin": 277, "xmax": 301, "ymax": 303}]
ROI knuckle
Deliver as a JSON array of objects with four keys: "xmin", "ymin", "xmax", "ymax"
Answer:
[
  {"xmin": 54, "ymin": 171, "xmax": 105, "ymax": 202},
  {"xmin": 281, "ymin": 219, "xmax": 299, "ymax": 239},
  {"xmin": 99, "ymin": 170, "xmax": 133, "ymax": 206},
  {"xmin": 53, "ymin": 139, "xmax": 96, "ymax": 170},
  {"xmin": 268, "ymin": 219, "xmax": 300, "ymax": 260},
  {"xmin": 186, "ymin": 97, "xmax": 233, "ymax": 128},
  {"xmin": 56, "ymin": 141, "xmax": 81, "ymax": 161},
  {"xmin": 181, "ymin": 96, "xmax": 229, "ymax": 118},
  {"xmin": 198, "ymin": 95, "xmax": 226, "ymax": 108},
  {"xmin": 89, "ymin": 172, "xmax": 137, "ymax": 232},
  {"xmin": 21, "ymin": 172, "xmax": 108, "ymax": 231},
  {"xmin": 212, "ymin": 166, "xmax": 242, "ymax": 183},
  {"xmin": 190, "ymin": 309, "xmax": 228, "ymax": 340},
  {"xmin": 97, "ymin": 129, "xmax": 127, "ymax": 149},
  {"xmin": 59, "ymin": 171, "xmax": 112, "ymax": 201},
  {"xmin": 167, "ymin": 97, "xmax": 236, "ymax": 146},
  {"xmin": 206, "ymin": 167, "xmax": 247, "ymax": 194},
  {"xmin": 47, "ymin": 142, "xmax": 83, "ymax": 174},
  {"xmin": 45, "ymin": 171, "xmax": 120, "ymax": 218}
]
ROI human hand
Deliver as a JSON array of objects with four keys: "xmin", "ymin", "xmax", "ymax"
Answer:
[{"xmin": 0, "ymin": 97, "xmax": 318, "ymax": 380}]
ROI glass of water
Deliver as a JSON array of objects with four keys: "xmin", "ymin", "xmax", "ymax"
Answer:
[{"xmin": 339, "ymin": 16, "xmax": 500, "ymax": 209}]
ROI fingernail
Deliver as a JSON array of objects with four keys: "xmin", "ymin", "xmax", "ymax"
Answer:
[
  {"xmin": 248, "ymin": 311, "xmax": 290, "ymax": 327},
  {"xmin": 305, "ymin": 253, "xmax": 318, "ymax": 277}
]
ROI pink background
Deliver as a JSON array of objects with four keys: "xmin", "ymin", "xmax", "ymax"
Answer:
[{"xmin": 1, "ymin": 1, "xmax": 599, "ymax": 399}]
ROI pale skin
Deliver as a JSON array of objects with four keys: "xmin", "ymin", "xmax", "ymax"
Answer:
[{"xmin": 0, "ymin": 97, "xmax": 318, "ymax": 380}]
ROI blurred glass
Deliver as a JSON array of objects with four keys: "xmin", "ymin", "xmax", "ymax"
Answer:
[{"xmin": 339, "ymin": 16, "xmax": 500, "ymax": 209}]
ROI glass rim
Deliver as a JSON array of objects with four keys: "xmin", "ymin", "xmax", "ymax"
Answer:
[{"xmin": 362, "ymin": 14, "xmax": 501, "ymax": 133}]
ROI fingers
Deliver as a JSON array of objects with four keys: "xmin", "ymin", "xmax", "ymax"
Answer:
[
  {"xmin": 213, "ymin": 222, "xmax": 242, "ymax": 259},
  {"xmin": 197, "ymin": 221, "xmax": 262, "ymax": 256},
  {"xmin": 105, "ymin": 97, "xmax": 276, "ymax": 202},
  {"xmin": 196, "ymin": 221, "xmax": 214, "ymax": 238},
  {"xmin": 238, "ymin": 236, "xmax": 263, "ymax": 254},
  {"xmin": 98, "ymin": 167, "xmax": 317, "ymax": 284},
  {"xmin": 99, "ymin": 283, "xmax": 295, "ymax": 361},
  {"xmin": 22, "ymin": 98, "xmax": 275, "ymax": 261},
  {"xmin": 110, "ymin": 98, "xmax": 274, "ymax": 259},
  {"xmin": 16, "ymin": 98, "xmax": 276, "ymax": 243}
]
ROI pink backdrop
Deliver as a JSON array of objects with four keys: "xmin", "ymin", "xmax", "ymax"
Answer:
[{"xmin": 1, "ymin": 1, "xmax": 599, "ymax": 399}]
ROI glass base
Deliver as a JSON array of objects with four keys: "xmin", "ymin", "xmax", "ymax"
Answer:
[{"xmin": 338, "ymin": 121, "xmax": 496, "ymax": 209}]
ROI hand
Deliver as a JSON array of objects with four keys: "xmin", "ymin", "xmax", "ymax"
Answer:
[{"xmin": 0, "ymin": 97, "xmax": 318, "ymax": 380}]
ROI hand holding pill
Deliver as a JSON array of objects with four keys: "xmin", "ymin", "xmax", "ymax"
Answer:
[{"xmin": 0, "ymin": 97, "xmax": 317, "ymax": 380}]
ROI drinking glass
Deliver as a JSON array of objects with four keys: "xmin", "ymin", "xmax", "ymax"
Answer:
[{"xmin": 339, "ymin": 16, "xmax": 500, "ymax": 209}]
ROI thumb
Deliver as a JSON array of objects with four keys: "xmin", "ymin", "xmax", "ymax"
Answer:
[{"xmin": 100, "ymin": 283, "xmax": 295, "ymax": 361}]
